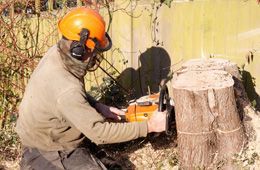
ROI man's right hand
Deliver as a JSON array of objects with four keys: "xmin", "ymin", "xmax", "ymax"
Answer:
[{"xmin": 147, "ymin": 110, "xmax": 167, "ymax": 133}]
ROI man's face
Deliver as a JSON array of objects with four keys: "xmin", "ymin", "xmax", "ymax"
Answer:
[{"xmin": 82, "ymin": 49, "xmax": 103, "ymax": 71}]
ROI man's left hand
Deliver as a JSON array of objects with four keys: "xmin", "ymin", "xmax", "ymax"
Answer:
[{"xmin": 95, "ymin": 103, "xmax": 125, "ymax": 120}]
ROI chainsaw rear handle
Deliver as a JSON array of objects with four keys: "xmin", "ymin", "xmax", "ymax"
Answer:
[{"xmin": 158, "ymin": 85, "xmax": 174, "ymax": 135}]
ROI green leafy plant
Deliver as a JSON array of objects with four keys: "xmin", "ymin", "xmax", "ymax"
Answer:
[
  {"xmin": 88, "ymin": 76, "xmax": 130, "ymax": 108},
  {"xmin": 161, "ymin": 0, "xmax": 173, "ymax": 7}
]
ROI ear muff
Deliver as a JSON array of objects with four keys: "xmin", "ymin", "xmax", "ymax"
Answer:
[
  {"xmin": 70, "ymin": 28, "xmax": 90, "ymax": 60},
  {"xmin": 70, "ymin": 41, "xmax": 85, "ymax": 60},
  {"xmin": 70, "ymin": 28, "xmax": 112, "ymax": 60}
]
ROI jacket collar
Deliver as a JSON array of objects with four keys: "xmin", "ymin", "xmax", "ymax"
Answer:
[{"xmin": 57, "ymin": 39, "xmax": 88, "ymax": 79}]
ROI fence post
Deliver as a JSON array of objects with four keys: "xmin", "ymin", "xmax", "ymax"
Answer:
[
  {"xmin": 35, "ymin": 0, "xmax": 40, "ymax": 13},
  {"xmin": 48, "ymin": 0, "xmax": 54, "ymax": 11},
  {"xmin": 77, "ymin": 0, "xmax": 82, "ymax": 6}
]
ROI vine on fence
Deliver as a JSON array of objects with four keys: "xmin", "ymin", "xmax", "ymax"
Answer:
[
  {"xmin": 0, "ymin": 0, "xmax": 170, "ymax": 162},
  {"xmin": 0, "ymin": 0, "xmax": 59, "ymax": 161}
]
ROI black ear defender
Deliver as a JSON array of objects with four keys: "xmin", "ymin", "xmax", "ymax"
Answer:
[
  {"xmin": 70, "ymin": 28, "xmax": 113, "ymax": 60},
  {"xmin": 70, "ymin": 28, "xmax": 90, "ymax": 60}
]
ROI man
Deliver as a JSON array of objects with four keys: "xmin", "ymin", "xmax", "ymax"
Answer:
[{"xmin": 15, "ymin": 7, "xmax": 166, "ymax": 170}]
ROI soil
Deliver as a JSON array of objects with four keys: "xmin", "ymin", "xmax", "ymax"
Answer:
[{"xmin": 101, "ymin": 129, "xmax": 179, "ymax": 169}]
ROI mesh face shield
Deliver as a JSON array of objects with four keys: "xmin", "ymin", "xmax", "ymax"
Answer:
[
  {"xmin": 86, "ymin": 51, "xmax": 104, "ymax": 72},
  {"xmin": 85, "ymin": 33, "xmax": 112, "ymax": 71}
]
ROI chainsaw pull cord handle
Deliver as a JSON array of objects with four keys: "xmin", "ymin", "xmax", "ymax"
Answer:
[{"xmin": 158, "ymin": 85, "xmax": 172, "ymax": 135}]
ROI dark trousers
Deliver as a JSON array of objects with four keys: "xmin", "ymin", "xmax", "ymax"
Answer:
[{"xmin": 20, "ymin": 147, "xmax": 107, "ymax": 170}]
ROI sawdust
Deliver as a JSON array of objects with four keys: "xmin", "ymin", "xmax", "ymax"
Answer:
[
  {"xmin": 102, "ymin": 131, "xmax": 179, "ymax": 169},
  {"xmin": 0, "ymin": 160, "xmax": 19, "ymax": 170},
  {"xmin": 173, "ymin": 70, "xmax": 234, "ymax": 91},
  {"xmin": 234, "ymin": 108, "xmax": 260, "ymax": 169},
  {"xmin": 181, "ymin": 58, "xmax": 237, "ymax": 73}
]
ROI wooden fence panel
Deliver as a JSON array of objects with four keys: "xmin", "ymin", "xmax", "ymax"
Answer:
[{"xmin": 15, "ymin": 0, "xmax": 260, "ymax": 101}]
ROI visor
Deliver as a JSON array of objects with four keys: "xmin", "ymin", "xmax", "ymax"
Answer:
[{"xmin": 90, "ymin": 33, "xmax": 112, "ymax": 52}]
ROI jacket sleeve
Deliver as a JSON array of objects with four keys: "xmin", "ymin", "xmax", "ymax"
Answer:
[
  {"xmin": 85, "ymin": 93, "xmax": 99, "ymax": 108},
  {"xmin": 56, "ymin": 88, "xmax": 148, "ymax": 145}
]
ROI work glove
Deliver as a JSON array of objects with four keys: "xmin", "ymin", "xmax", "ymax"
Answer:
[{"xmin": 95, "ymin": 103, "xmax": 125, "ymax": 121}]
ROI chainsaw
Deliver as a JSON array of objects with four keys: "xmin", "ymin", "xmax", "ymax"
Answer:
[{"xmin": 122, "ymin": 85, "xmax": 175, "ymax": 135}]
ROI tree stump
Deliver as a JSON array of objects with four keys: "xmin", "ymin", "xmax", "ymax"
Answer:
[
  {"xmin": 179, "ymin": 58, "xmax": 251, "ymax": 116},
  {"xmin": 178, "ymin": 57, "xmax": 256, "ymax": 141},
  {"xmin": 173, "ymin": 70, "xmax": 245, "ymax": 169}
]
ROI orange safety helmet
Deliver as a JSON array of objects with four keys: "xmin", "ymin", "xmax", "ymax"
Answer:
[{"xmin": 58, "ymin": 7, "xmax": 111, "ymax": 52}]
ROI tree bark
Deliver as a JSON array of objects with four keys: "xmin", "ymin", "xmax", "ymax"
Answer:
[{"xmin": 173, "ymin": 70, "xmax": 245, "ymax": 169}]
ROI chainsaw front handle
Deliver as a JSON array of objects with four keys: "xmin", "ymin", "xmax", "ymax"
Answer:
[{"xmin": 158, "ymin": 85, "xmax": 174, "ymax": 135}]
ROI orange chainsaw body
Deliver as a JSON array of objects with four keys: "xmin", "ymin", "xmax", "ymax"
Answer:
[{"xmin": 125, "ymin": 94, "xmax": 159, "ymax": 122}]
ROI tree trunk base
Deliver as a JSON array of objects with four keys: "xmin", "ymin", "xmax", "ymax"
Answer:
[{"xmin": 173, "ymin": 63, "xmax": 246, "ymax": 169}]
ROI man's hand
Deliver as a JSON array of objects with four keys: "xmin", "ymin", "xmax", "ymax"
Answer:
[
  {"xmin": 147, "ymin": 110, "xmax": 167, "ymax": 133},
  {"xmin": 95, "ymin": 103, "xmax": 125, "ymax": 120}
]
